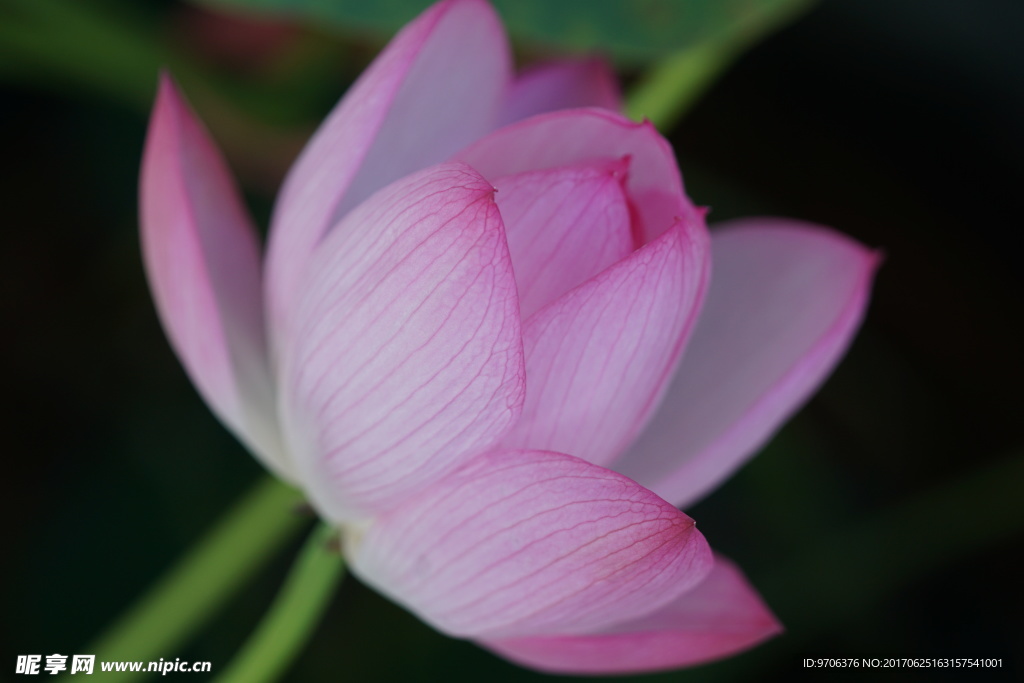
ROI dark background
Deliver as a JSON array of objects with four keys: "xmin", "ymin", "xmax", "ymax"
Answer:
[{"xmin": 2, "ymin": 0, "xmax": 1021, "ymax": 680}]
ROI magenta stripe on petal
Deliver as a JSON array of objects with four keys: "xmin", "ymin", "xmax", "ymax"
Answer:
[
  {"xmin": 500, "ymin": 220, "xmax": 709, "ymax": 468},
  {"xmin": 281, "ymin": 163, "xmax": 525, "ymax": 521},
  {"xmin": 348, "ymin": 450, "xmax": 712, "ymax": 639},
  {"xmin": 482, "ymin": 554, "xmax": 781, "ymax": 674},
  {"xmin": 456, "ymin": 108, "xmax": 701, "ymax": 245},
  {"xmin": 140, "ymin": 75, "xmax": 291, "ymax": 480},
  {"xmin": 493, "ymin": 159, "xmax": 635, "ymax": 318},
  {"xmin": 266, "ymin": 0, "xmax": 511, "ymax": 344}
]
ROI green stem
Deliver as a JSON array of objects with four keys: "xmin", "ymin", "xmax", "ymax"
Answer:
[
  {"xmin": 89, "ymin": 476, "xmax": 307, "ymax": 673},
  {"xmin": 215, "ymin": 523, "xmax": 346, "ymax": 683},
  {"xmin": 626, "ymin": 0, "xmax": 816, "ymax": 130}
]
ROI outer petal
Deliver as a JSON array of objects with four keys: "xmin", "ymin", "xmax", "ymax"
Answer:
[
  {"xmin": 615, "ymin": 219, "xmax": 879, "ymax": 508},
  {"xmin": 140, "ymin": 75, "xmax": 290, "ymax": 479},
  {"xmin": 266, "ymin": 0, "xmax": 511, "ymax": 340},
  {"xmin": 347, "ymin": 450, "xmax": 712, "ymax": 639},
  {"xmin": 499, "ymin": 221, "xmax": 709, "ymax": 468},
  {"xmin": 456, "ymin": 108, "xmax": 701, "ymax": 244},
  {"xmin": 498, "ymin": 58, "xmax": 621, "ymax": 127},
  {"xmin": 281, "ymin": 163, "xmax": 524, "ymax": 521},
  {"xmin": 482, "ymin": 554, "xmax": 781, "ymax": 674},
  {"xmin": 494, "ymin": 159, "xmax": 635, "ymax": 319}
]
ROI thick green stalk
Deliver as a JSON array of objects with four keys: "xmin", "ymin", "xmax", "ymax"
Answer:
[
  {"xmin": 215, "ymin": 523, "xmax": 346, "ymax": 683},
  {"xmin": 89, "ymin": 476, "xmax": 307, "ymax": 676}
]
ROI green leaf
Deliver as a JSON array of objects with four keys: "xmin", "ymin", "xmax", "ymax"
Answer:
[{"xmin": 195, "ymin": 0, "xmax": 813, "ymax": 66}]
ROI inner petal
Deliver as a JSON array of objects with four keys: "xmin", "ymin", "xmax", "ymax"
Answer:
[{"xmin": 493, "ymin": 158, "xmax": 636, "ymax": 319}]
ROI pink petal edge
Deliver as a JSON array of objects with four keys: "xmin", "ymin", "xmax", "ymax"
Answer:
[
  {"xmin": 266, "ymin": 0, "xmax": 511, "ymax": 345},
  {"xmin": 347, "ymin": 449, "xmax": 712, "ymax": 639},
  {"xmin": 498, "ymin": 57, "xmax": 622, "ymax": 127},
  {"xmin": 500, "ymin": 220, "xmax": 709, "ymax": 468},
  {"xmin": 482, "ymin": 554, "xmax": 782, "ymax": 674},
  {"xmin": 456, "ymin": 108, "xmax": 701, "ymax": 245},
  {"xmin": 615, "ymin": 219, "xmax": 880, "ymax": 508},
  {"xmin": 493, "ymin": 158, "xmax": 635, "ymax": 319},
  {"xmin": 140, "ymin": 74, "xmax": 291, "ymax": 480},
  {"xmin": 280, "ymin": 163, "xmax": 525, "ymax": 521}
]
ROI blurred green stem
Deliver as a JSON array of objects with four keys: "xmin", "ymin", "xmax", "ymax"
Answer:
[
  {"xmin": 626, "ymin": 0, "xmax": 815, "ymax": 130},
  {"xmin": 89, "ymin": 476, "xmax": 307, "ymax": 677},
  {"xmin": 215, "ymin": 523, "xmax": 346, "ymax": 683}
]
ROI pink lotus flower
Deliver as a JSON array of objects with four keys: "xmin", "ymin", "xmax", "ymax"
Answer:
[{"xmin": 140, "ymin": 0, "xmax": 876, "ymax": 674}]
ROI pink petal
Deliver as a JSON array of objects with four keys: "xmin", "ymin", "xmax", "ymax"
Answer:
[
  {"xmin": 493, "ymin": 159, "xmax": 635, "ymax": 319},
  {"xmin": 456, "ymin": 108, "xmax": 702, "ymax": 244},
  {"xmin": 347, "ymin": 449, "xmax": 712, "ymax": 639},
  {"xmin": 266, "ymin": 0, "xmax": 511, "ymax": 342},
  {"xmin": 482, "ymin": 554, "xmax": 781, "ymax": 674},
  {"xmin": 615, "ymin": 219, "xmax": 879, "ymax": 508},
  {"xmin": 498, "ymin": 58, "xmax": 621, "ymax": 127},
  {"xmin": 280, "ymin": 163, "xmax": 525, "ymax": 521},
  {"xmin": 499, "ymin": 221, "xmax": 709, "ymax": 468},
  {"xmin": 139, "ymin": 75, "xmax": 290, "ymax": 479}
]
